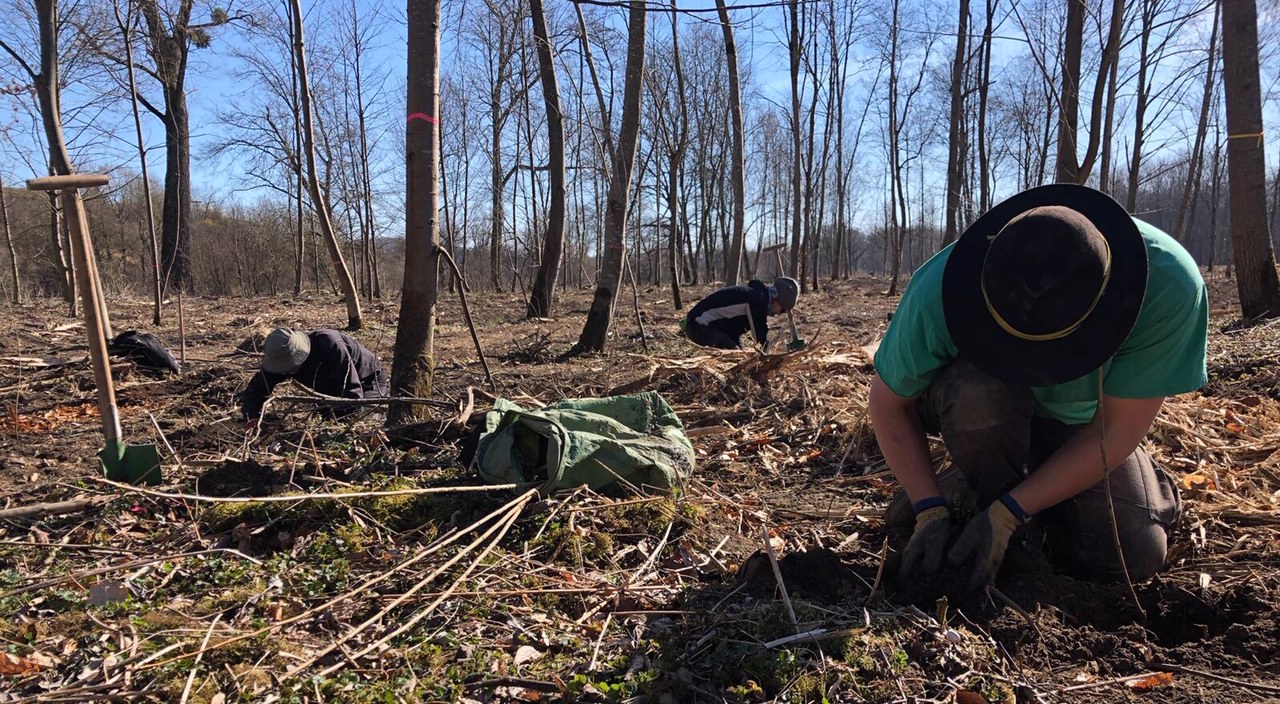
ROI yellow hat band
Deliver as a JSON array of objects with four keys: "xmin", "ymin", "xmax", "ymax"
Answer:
[{"xmin": 980, "ymin": 236, "xmax": 1112, "ymax": 342}]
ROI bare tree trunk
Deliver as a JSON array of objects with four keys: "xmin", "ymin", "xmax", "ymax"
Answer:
[
  {"xmin": 800, "ymin": 3, "xmax": 824, "ymax": 293},
  {"xmin": 570, "ymin": 0, "xmax": 645, "ymax": 355},
  {"xmin": 388, "ymin": 0, "xmax": 443, "ymax": 425},
  {"xmin": 1177, "ymin": 0, "xmax": 1220, "ymax": 243},
  {"xmin": 977, "ymin": 0, "xmax": 995, "ymax": 211},
  {"xmin": 47, "ymin": 195, "xmax": 72, "ymax": 307},
  {"xmin": 290, "ymin": 0, "xmax": 363, "ymax": 329},
  {"xmin": 441, "ymin": 123, "xmax": 457, "ymax": 294},
  {"xmin": 489, "ymin": 100, "xmax": 504, "ymax": 293},
  {"xmin": 887, "ymin": 0, "xmax": 906, "ymax": 296},
  {"xmin": 350, "ymin": 0, "xmax": 381, "ymax": 300},
  {"xmin": 114, "ymin": 0, "xmax": 161, "ymax": 324},
  {"xmin": 1054, "ymin": 0, "xmax": 1085, "ymax": 184},
  {"xmin": 1125, "ymin": 0, "xmax": 1155, "ymax": 211},
  {"xmin": 1099, "ymin": 32, "xmax": 1119, "ymax": 194},
  {"xmin": 716, "ymin": 0, "xmax": 746, "ymax": 286},
  {"xmin": 0, "ymin": 176, "xmax": 18, "ymax": 303},
  {"xmin": 36, "ymin": 0, "xmax": 111, "ymax": 332},
  {"xmin": 944, "ymin": 0, "xmax": 970, "ymax": 245},
  {"xmin": 1057, "ymin": 0, "xmax": 1123, "ymax": 184},
  {"xmin": 1078, "ymin": 0, "xmax": 1124, "ymax": 182},
  {"xmin": 1208, "ymin": 134, "xmax": 1224, "ymax": 270},
  {"xmin": 830, "ymin": 1, "xmax": 849, "ymax": 280},
  {"xmin": 527, "ymin": 0, "xmax": 566, "ymax": 318},
  {"xmin": 1054, "ymin": 0, "xmax": 1085, "ymax": 182},
  {"xmin": 30, "ymin": 0, "xmax": 73, "ymax": 304},
  {"xmin": 665, "ymin": 4, "xmax": 688, "ymax": 308},
  {"xmin": 787, "ymin": 0, "xmax": 803, "ymax": 279},
  {"xmin": 136, "ymin": 0, "xmax": 195, "ymax": 294},
  {"xmin": 1221, "ymin": 0, "xmax": 1280, "ymax": 318},
  {"xmin": 289, "ymin": 0, "xmax": 304, "ymax": 296}
]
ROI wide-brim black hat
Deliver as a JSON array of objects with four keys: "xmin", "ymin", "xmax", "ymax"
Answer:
[{"xmin": 942, "ymin": 184, "xmax": 1148, "ymax": 387}]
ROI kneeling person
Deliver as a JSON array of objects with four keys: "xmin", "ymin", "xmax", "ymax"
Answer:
[
  {"xmin": 685, "ymin": 277, "xmax": 798, "ymax": 350},
  {"xmin": 242, "ymin": 328, "xmax": 387, "ymax": 427},
  {"xmin": 870, "ymin": 184, "xmax": 1207, "ymax": 592}
]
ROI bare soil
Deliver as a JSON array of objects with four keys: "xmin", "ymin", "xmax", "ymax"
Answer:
[{"xmin": 0, "ymin": 271, "xmax": 1277, "ymax": 703}]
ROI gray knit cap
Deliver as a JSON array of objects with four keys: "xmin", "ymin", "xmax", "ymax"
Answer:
[
  {"xmin": 773, "ymin": 277, "xmax": 799, "ymax": 312},
  {"xmin": 261, "ymin": 328, "xmax": 311, "ymax": 374}
]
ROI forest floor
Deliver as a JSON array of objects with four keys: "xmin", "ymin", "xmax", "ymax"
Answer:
[{"xmin": 0, "ymin": 270, "xmax": 1278, "ymax": 703}]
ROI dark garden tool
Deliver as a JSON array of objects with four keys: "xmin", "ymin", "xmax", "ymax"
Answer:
[
  {"xmin": 27, "ymin": 174, "xmax": 162, "ymax": 484},
  {"xmin": 762, "ymin": 244, "xmax": 806, "ymax": 351}
]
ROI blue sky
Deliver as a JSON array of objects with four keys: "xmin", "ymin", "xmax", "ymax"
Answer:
[{"xmin": 1, "ymin": 0, "xmax": 1275, "ymax": 244}]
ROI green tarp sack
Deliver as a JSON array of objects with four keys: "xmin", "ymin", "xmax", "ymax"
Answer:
[{"xmin": 470, "ymin": 392, "xmax": 694, "ymax": 494}]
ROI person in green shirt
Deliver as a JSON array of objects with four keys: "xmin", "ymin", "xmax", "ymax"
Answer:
[{"xmin": 870, "ymin": 184, "xmax": 1208, "ymax": 593}]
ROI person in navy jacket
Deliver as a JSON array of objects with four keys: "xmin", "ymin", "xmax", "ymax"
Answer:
[{"xmin": 683, "ymin": 277, "xmax": 799, "ymax": 350}]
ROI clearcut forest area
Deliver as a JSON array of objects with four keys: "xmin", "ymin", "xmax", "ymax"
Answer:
[
  {"xmin": 0, "ymin": 273, "xmax": 1277, "ymax": 703},
  {"xmin": 5, "ymin": 0, "xmax": 1280, "ymax": 702}
]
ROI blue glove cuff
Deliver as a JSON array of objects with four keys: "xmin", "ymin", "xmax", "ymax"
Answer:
[
  {"xmin": 912, "ymin": 496, "xmax": 948, "ymax": 515},
  {"xmin": 998, "ymin": 492, "xmax": 1032, "ymax": 523}
]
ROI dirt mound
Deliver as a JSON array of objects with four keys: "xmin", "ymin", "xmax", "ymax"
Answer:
[
  {"xmin": 739, "ymin": 546, "xmax": 865, "ymax": 601},
  {"xmin": 194, "ymin": 459, "xmax": 280, "ymax": 497}
]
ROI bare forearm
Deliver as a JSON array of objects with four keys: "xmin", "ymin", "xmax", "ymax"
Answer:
[
  {"xmin": 870, "ymin": 375, "xmax": 940, "ymax": 503},
  {"xmin": 1008, "ymin": 396, "xmax": 1162, "ymax": 514}
]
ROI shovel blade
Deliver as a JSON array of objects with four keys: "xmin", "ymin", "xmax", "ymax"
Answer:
[{"xmin": 99, "ymin": 440, "xmax": 162, "ymax": 485}]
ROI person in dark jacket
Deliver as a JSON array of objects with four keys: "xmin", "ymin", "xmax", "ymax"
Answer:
[
  {"xmin": 683, "ymin": 277, "xmax": 799, "ymax": 350},
  {"xmin": 242, "ymin": 328, "xmax": 387, "ymax": 427}
]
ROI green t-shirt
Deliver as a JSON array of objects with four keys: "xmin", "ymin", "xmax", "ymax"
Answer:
[{"xmin": 874, "ymin": 218, "xmax": 1209, "ymax": 425}]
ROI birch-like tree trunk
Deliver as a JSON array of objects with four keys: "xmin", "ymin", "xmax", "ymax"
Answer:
[
  {"xmin": 0, "ymin": 175, "xmax": 18, "ymax": 303},
  {"xmin": 33, "ymin": 0, "xmax": 78, "ymax": 313},
  {"xmin": 570, "ymin": 0, "xmax": 646, "ymax": 355},
  {"xmin": 289, "ymin": 0, "xmax": 363, "ymax": 329},
  {"xmin": 716, "ymin": 0, "xmax": 746, "ymax": 285},
  {"xmin": 114, "ymin": 0, "xmax": 161, "ymax": 324},
  {"xmin": 1176, "ymin": 0, "xmax": 1220, "ymax": 243}
]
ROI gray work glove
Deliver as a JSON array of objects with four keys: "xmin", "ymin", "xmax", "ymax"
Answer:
[
  {"xmin": 946, "ymin": 499, "xmax": 1021, "ymax": 593},
  {"xmin": 899, "ymin": 505, "xmax": 952, "ymax": 579}
]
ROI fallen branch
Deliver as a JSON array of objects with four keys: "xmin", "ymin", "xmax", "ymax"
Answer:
[
  {"xmin": 273, "ymin": 394, "xmax": 455, "ymax": 410},
  {"xmin": 764, "ymin": 625, "xmax": 868, "ymax": 649},
  {"xmin": 0, "ymin": 495, "xmax": 113, "ymax": 521},
  {"xmin": 1151, "ymin": 661, "xmax": 1280, "ymax": 695},
  {"xmin": 988, "ymin": 585, "xmax": 1043, "ymax": 639},
  {"xmin": 178, "ymin": 614, "xmax": 221, "ymax": 704},
  {"xmin": 303, "ymin": 491, "xmax": 534, "ymax": 678},
  {"xmin": 762, "ymin": 526, "xmax": 799, "ymax": 632},
  {"xmin": 623, "ymin": 252, "xmax": 649, "ymax": 353},
  {"xmin": 142, "ymin": 489, "xmax": 539, "ymax": 673},
  {"xmin": 454, "ymin": 386, "xmax": 476, "ymax": 427},
  {"xmin": 865, "ymin": 537, "xmax": 889, "ymax": 607},
  {"xmin": 437, "ymin": 246, "xmax": 496, "ymax": 391},
  {"xmin": 89, "ymin": 476, "xmax": 526, "ymax": 503}
]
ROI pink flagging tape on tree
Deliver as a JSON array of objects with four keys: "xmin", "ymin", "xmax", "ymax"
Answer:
[{"xmin": 407, "ymin": 113, "xmax": 439, "ymax": 125}]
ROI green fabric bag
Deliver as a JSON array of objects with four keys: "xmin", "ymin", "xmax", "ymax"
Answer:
[{"xmin": 470, "ymin": 392, "xmax": 694, "ymax": 494}]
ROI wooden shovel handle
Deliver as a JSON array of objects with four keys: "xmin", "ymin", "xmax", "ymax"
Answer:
[
  {"xmin": 26, "ymin": 173, "xmax": 110, "ymax": 191},
  {"xmin": 61, "ymin": 190, "xmax": 123, "ymax": 445}
]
